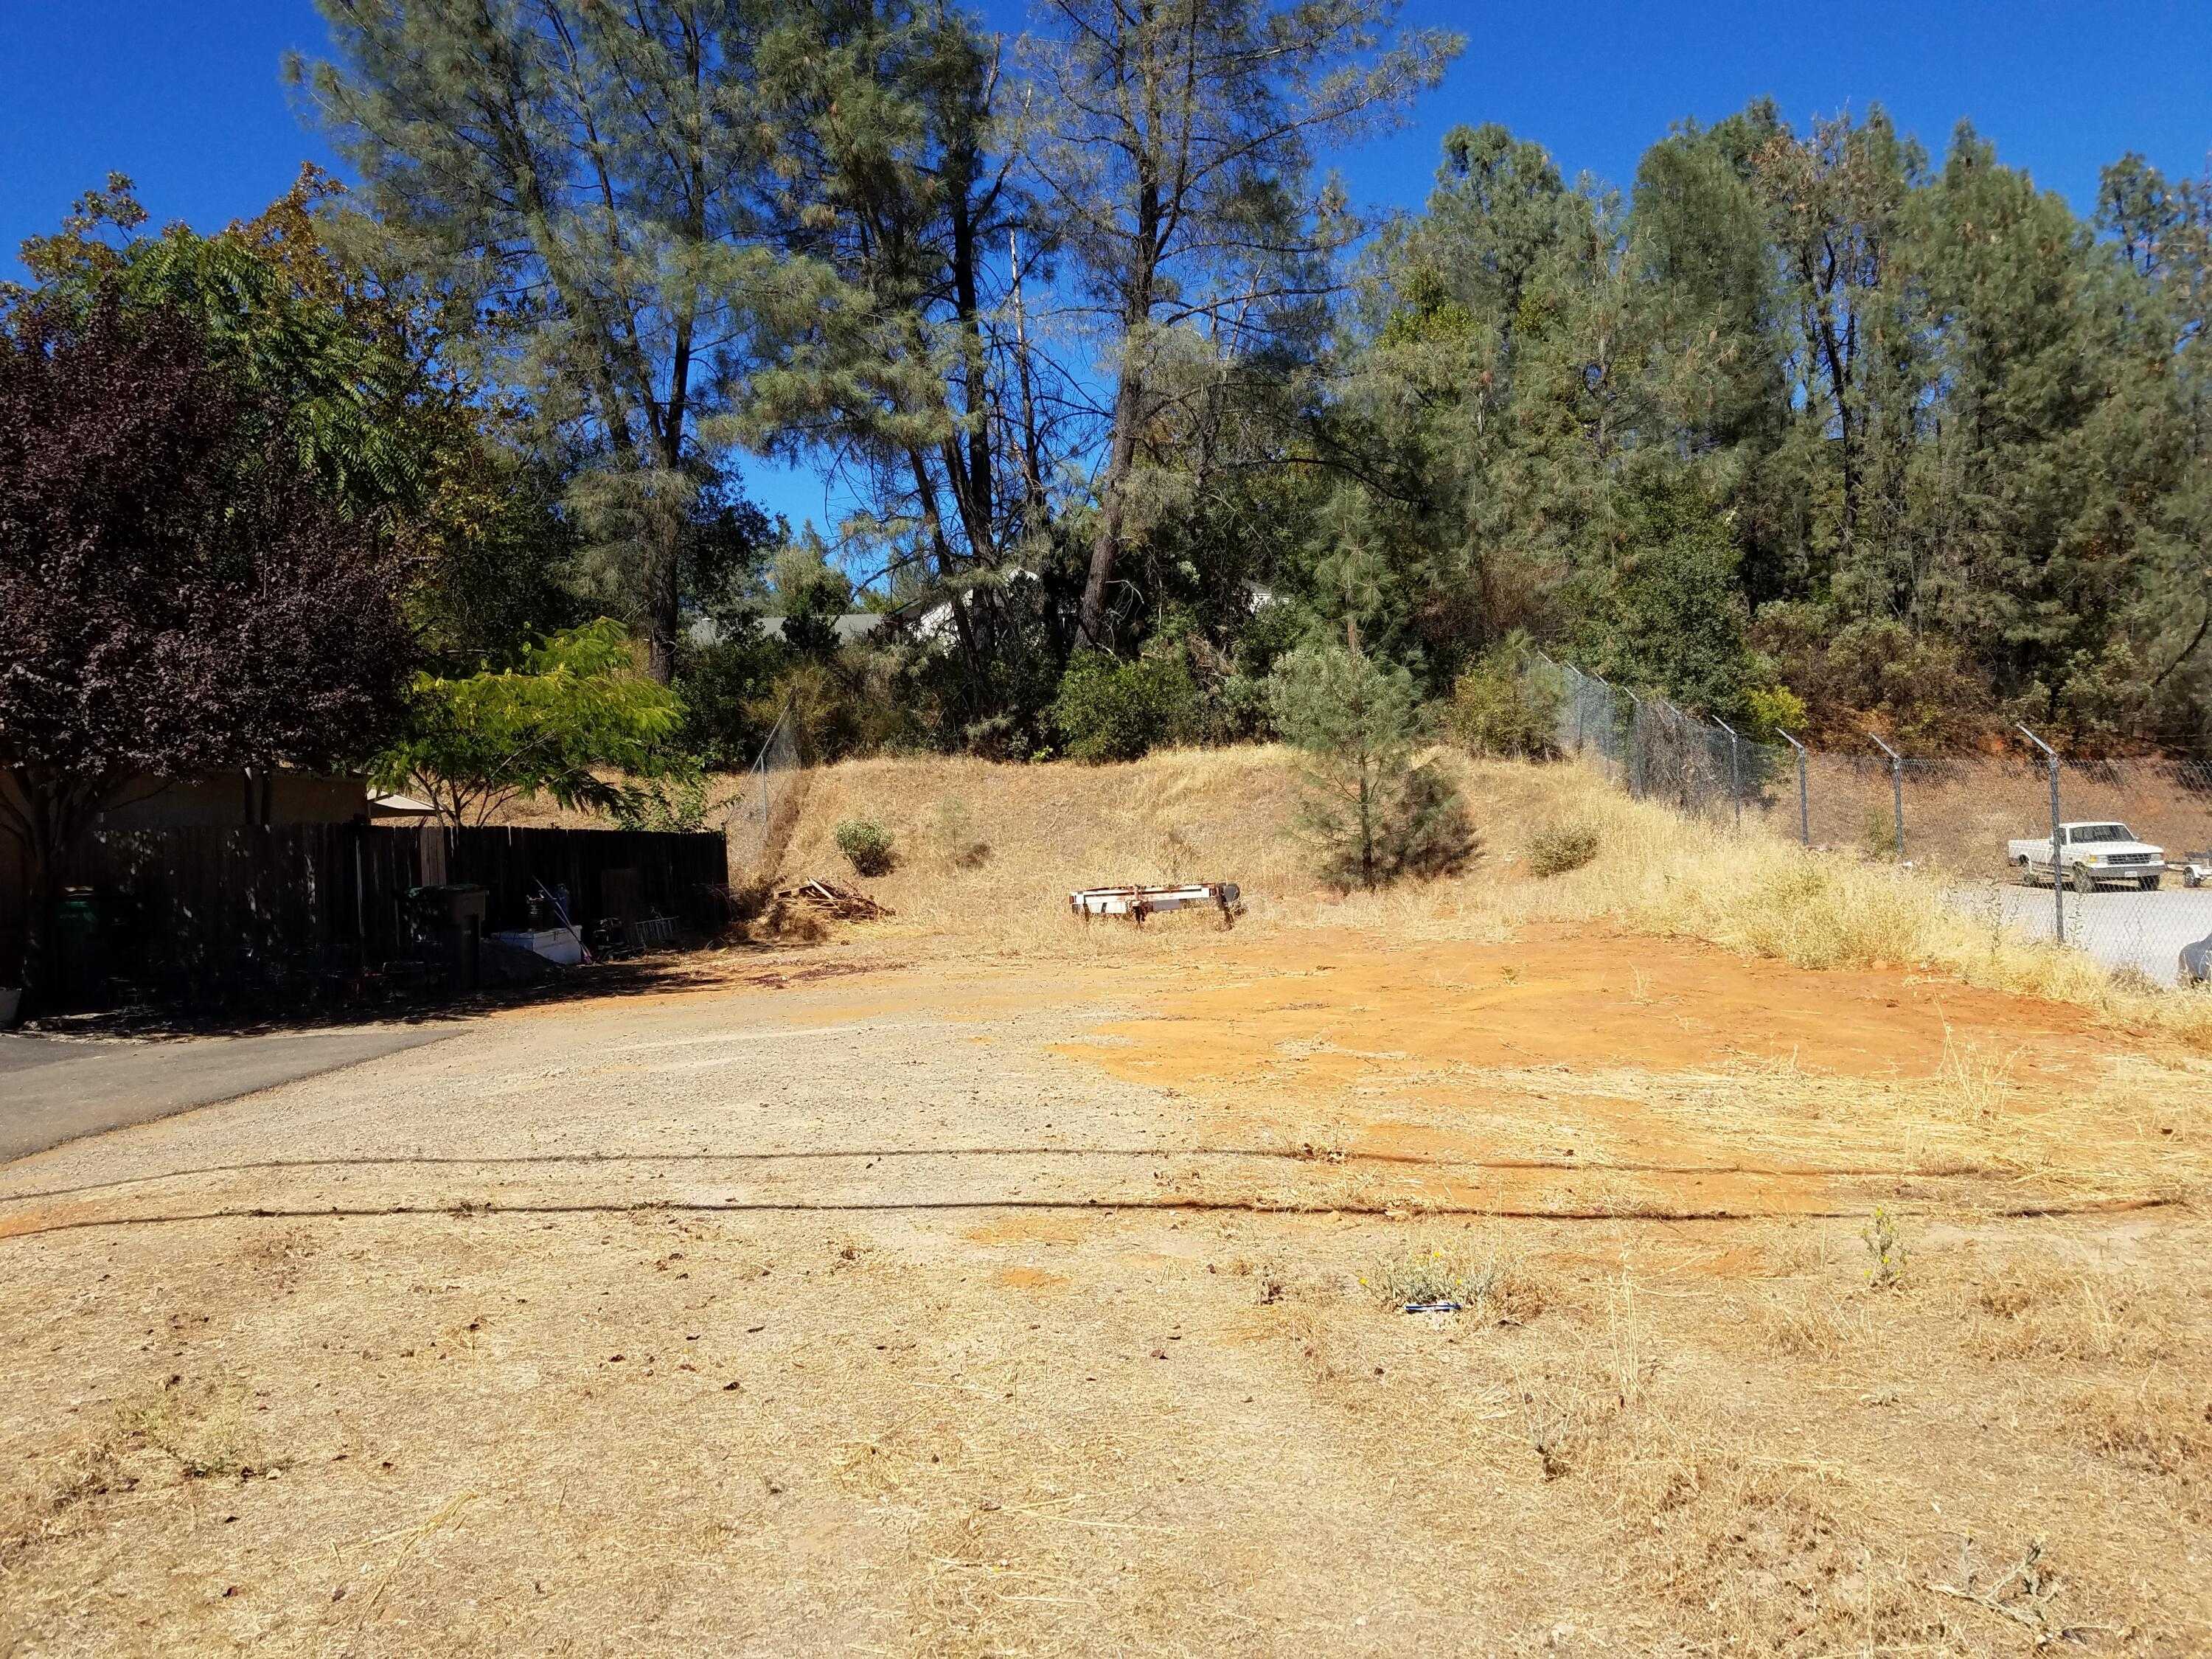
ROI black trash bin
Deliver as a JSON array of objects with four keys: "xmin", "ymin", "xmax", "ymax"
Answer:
[{"xmin": 411, "ymin": 884, "xmax": 489, "ymax": 994}]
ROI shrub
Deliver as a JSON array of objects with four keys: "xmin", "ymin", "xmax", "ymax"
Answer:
[
  {"xmin": 1446, "ymin": 644, "xmax": 1560, "ymax": 759},
  {"xmin": 1051, "ymin": 649, "xmax": 1202, "ymax": 763},
  {"xmin": 1525, "ymin": 822, "xmax": 1599, "ymax": 877},
  {"xmin": 929, "ymin": 796, "xmax": 991, "ymax": 870},
  {"xmin": 1861, "ymin": 1207, "xmax": 1907, "ymax": 1290},
  {"xmin": 834, "ymin": 817, "xmax": 895, "ymax": 877},
  {"xmin": 1740, "ymin": 683, "xmax": 1807, "ymax": 742}
]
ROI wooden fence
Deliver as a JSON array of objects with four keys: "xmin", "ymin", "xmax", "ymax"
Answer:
[
  {"xmin": 34, "ymin": 822, "xmax": 726, "ymax": 1009},
  {"xmin": 447, "ymin": 826, "xmax": 729, "ymax": 936}
]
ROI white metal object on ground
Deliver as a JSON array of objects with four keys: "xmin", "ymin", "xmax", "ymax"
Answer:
[
  {"xmin": 490, "ymin": 928, "xmax": 586, "ymax": 967},
  {"xmin": 1068, "ymin": 883, "xmax": 1241, "ymax": 924}
]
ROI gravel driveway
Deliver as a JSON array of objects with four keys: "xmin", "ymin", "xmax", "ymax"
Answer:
[{"xmin": 1, "ymin": 939, "xmax": 2205, "ymax": 1655}]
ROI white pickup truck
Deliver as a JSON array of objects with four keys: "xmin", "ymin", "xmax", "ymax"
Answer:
[{"xmin": 2007, "ymin": 821, "xmax": 2166, "ymax": 891}]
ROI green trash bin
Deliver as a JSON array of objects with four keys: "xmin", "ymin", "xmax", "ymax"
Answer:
[{"xmin": 52, "ymin": 886, "xmax": 105, "ymax": 1009}]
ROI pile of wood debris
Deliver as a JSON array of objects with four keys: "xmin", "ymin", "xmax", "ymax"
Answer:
[{"xmin": 775, "ymin": 879, "xmax": 894, "ymax": 922}]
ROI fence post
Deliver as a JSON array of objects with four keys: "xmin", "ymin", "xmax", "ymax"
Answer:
[
  {"xmin": 1712, "ymin": 716, "xmax": 1742, "ymax": 827},
  {"xmin": 1777, "ymin": 729, "xmax": 1810, "ymax": 846},
  {"xmin": 2017, "ymin": 724, "xmax": 2065, "ymax": 945},
  {"xmin": 1869, "ymin": 735, "xmax": 1905, "ymax": 860},
  {"xmin": 1622, "ymin": 689, "xmax": 1644, "ymax": 793}
]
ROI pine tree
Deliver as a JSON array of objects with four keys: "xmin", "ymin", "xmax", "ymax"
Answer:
[{"xmin": 1268, "ymin": 641, "xmax": 1473, "ymax": 890}]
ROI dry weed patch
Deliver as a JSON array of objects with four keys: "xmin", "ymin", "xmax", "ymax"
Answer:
[
  {"xmin": 2069, "ymin": 1371, "xmax": 2212, "ymax": 1486},
  {"xmin": 1621, "ymin": 1439, "xmax": 1950, "ymax": 1653},
  {"xmin": 1961, "ymin": 1257, "xmax": 2181, "ymax": 1363},
  {"xmin": 1, "ymin": 1373, "xmax": 265, "ymax": 1582},
  {"xmin": 0, "ymin": 1430, "xmax": 131, "ymax": 1573},
  {"xmin": 1508, "ymin": 1276, "xmax": 1655, "ymax": 1481},
  {"xmin": 118, "ymin": 1376, "xmax": 257, "ymax": 1479},
  {"xmin": 1755, "ymin": 1285, "xmax": 1876, "ymax": 1360},
  {"xmin": 1363, "ymin": 1240, "xmax": 1548, "ymax": 1321}
]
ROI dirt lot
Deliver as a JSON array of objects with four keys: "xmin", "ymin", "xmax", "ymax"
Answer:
[{"xmin": 3, "ymin": 914, "xmax": 2208, "ymax": 1655}]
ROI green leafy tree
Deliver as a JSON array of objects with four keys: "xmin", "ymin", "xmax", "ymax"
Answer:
[
  {"xmin": 1051, "ymin": 648, "xmax": 1203, "ymax": 764},
  {"xmin": 375, "ymin": 621, "xmax": 685, "ymax": 835},
  {"xmin": 15, "ymin": 170, "xmax": 580, "ymax": 674},
  {"xmin": 13, "ymin": 168, "xmax": 434, "ymax": 515},
  {"xmin": 742, "ymin": 1, "xmax": 1034, "ymax": 731},
  {"xmin": 1268, "ymin": 643, "xmax": 1473, "ymax": 890},
  {"xmin": 1, "ymin": 295, "xmax": 411, "ymax": 1001}
]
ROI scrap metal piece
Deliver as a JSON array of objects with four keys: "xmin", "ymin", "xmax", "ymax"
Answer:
[{"xmin": 1068, "ymin": 882, "xmax": 1242, "ymax": 926}]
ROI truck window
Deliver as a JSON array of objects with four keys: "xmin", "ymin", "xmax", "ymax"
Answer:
[{"xmin": 2072, "ymin": 824, "xmax": 2130, "ymax": 844}]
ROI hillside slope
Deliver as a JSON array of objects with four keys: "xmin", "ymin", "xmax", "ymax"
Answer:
[{"xmin": 775, "ymin": 745, "xmax": 2212, "ymax": 1040}]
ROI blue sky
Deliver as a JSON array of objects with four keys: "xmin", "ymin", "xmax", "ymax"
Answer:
[{"xmin": 7, "ymin": 0, "xmax": 2208, "ymax": 531}]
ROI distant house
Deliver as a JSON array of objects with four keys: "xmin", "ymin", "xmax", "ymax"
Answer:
[
  {"xmin": 685, "ymin": 611, "xmax": 892, "ymax": 650},
  {"xmin": 686, "ymin": 574, "xmax": 1048, "ymax": 653}
]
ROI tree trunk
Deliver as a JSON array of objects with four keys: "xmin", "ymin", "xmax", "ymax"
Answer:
[
  {"xmin": 1078, "ymin": 370, "xmax": 1145, "ymax": 650},
  {"xmin": 646, "ymin": 512, "xmax": 682, "ymax": 686},
  {"xmin": 948, "ymin": 158, "xmax": 992, "ymax": 540}
]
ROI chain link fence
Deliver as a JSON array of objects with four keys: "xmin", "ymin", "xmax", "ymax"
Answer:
[
  {"xmin": 726, "ymin": 706, "xmax": 801, "ymax": 878},
  {"xmin": 1526, "ymin": 655, "xmax": 2212, "ymax": 987}
]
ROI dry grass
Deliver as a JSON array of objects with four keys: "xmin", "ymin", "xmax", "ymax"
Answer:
[
  {"xmin": 1755, "ymin": 1285, "xmax": 1877, "ymax": 1360},
  {"xmin": 14, "ymin": 749, "xmax": 2212, "ymax": 1651},
  {"xmin": 1, "ymin": 1374, "xmax": 260, "ymax": 1578},
  {"xmin": 1960, "ymin": 1256, "xmax": 2184, "ymax": 1363},
  {"xmin": 779, "ymin": 745, "xmax": 1313, "ymax": 958}
]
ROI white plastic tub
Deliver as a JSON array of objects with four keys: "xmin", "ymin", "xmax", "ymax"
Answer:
[{"xmin": 490, "ymin": 928, "xmax": 585, "ymax": 967}]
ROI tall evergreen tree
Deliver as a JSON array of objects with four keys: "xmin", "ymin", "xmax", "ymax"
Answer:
[{"xmin": 293, "ymin": 1, "xmax": 804, "ymax": 683}]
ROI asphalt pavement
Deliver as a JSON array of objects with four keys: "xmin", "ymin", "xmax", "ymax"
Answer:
[
  {"xmin": 1971, "ymin": 882, "xmax": 2212, "ymax": 985},
  {"xmin": 0, "ymin": 1024, "xmax": 459, "ymax": 1164}
]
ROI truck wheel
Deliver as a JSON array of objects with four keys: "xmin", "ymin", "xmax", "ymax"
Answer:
[
  {"xmin": 2073, "ymin": 863, "xmax": 2096, "ymax": 896},
  {"xmin": 2014, "ymin": 857, "xmax": 2035, "ymax": 887},
  {"xmin": 2142, "ymin": 872, "xmax": 2163, "ymax": 892}
]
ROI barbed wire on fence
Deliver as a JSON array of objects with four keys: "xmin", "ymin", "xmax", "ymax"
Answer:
[
  {"xmin": 1521, "ymin": 654, "xmax": 2212, "ymax": 986},
  {"xmin": 726, "ymin": 705, "xmax": 801, "ymax": 877}
]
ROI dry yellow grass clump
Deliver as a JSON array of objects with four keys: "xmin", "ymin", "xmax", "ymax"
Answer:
[{"xmin": 771, "ymin": 743, "xmax": 2212, "ymax": 1041}]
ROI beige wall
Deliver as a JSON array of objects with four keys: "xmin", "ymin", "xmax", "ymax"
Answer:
[{"xmin": 99, "ymin": 772, "xmax": 369, "ymax": 830}]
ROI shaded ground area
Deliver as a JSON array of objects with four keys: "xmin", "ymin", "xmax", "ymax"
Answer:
[
  {"xmin": 1, "ymin": 927, "xmax": 2206, "ymax": 1654},
  {"xmin": 0, "ymin": 1026, "xmax": 459, "ymax": 1164}
]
